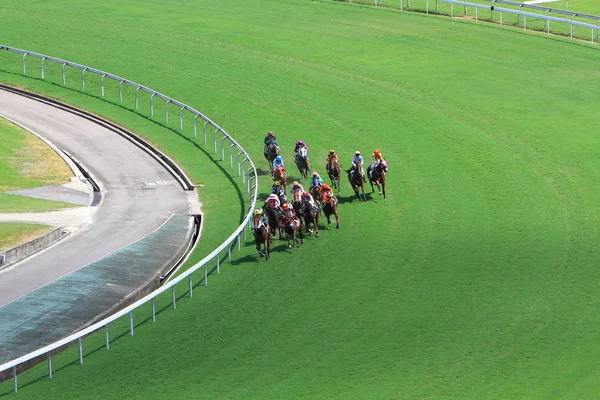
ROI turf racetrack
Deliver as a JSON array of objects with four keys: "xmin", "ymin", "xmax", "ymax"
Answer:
[{"xmin": 1, "ymin": 0, "xmax": 600, "ymax": 398}]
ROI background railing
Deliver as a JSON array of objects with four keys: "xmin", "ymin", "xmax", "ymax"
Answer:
[
  {"xmin": 352, "ymin": 0, "xmax": 600, "ymax": 42},
  {"xmin": 0, "ymin": 45, "xmax": 258, "ymax": 394}
]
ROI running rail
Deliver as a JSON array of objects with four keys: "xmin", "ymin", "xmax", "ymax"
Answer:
[{"xmin": 0, "ymin": 45, "xmax": 258, "ymax": 393}]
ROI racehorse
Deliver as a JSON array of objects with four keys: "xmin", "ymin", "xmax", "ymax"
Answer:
[
  {"xmin": 367, "ymin": 161, "xmax": 387, "ymax": 199},
  {"xmin": 281, "ymin": 214, "xmax": 303, "ymax": 248},
  {"xmin": 264, "ymin": 205, "xmax": 283, "ymax": 240},
  {"xmin": 301, "ymin": 195, "xmax": 320, "ymax": 237},
  {"xmin": 291, "ymin": 190, "xmax": 303, "ymax": 216},
  {"xmin": 310, "ymin": 185, "xmax": 322, "ymax": 209},
  {"xmin": 273, "ymin": 166, "xmax": 287, "ymax": 194},
  {"xmin": 264, "ymin": 142, "xmax": 280, "ymax": 170},
  {"xmin": 253, "ymin": 214, "xmax": 271, "ymax": 260},
  {"xmin": 294, "ymin": 146, "xmax": 310, "ymax": 179},
  {"xmin": 346, "ymin": 165, "xmax": 366, "ymax": 201},
  {"xmin": 326, "ymin": 158, "xmax": 341, "ymax": 192},
  {"xmin": 321, "ymin": 192, "xmax": 340, "ymax": 229}
]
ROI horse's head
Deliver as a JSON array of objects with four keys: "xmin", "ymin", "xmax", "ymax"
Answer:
[{"xmin": 379, "ymin": 161, "xmax": 387, "ymax": 174}]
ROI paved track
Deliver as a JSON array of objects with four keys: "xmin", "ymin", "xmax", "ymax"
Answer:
[{"xmin": 0, "ymin": 89, "xmax": 195, "ymax": 307}]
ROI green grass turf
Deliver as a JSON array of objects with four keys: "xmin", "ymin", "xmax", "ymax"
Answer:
[
  {"xmin": 0, "ymin": 118, "xmax": 76, "ymax": 212},
  {"xmin": 0, "ymin": 223, "xmax": 52, "ymax": 252},
  {"xmin": 1, "ymin": 0, "xmax": 600, "ymax": 398}
]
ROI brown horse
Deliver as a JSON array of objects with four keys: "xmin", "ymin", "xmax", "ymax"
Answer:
[
  {"xmin": 321, "ymin": 192, "xmax": 340, "ymax": 229},
  {"xmin": 310, "ymin": 185, "xmax": 322, "ymax": 209},
  {"xmin": 273, "ymin": 166, "xmax": 287, "ymax": 194},
  {"xmin": 294, "ymin": 146, "xmax": 310, "ymax": 179},
  {"xmin": 263, "ymin": 204, "xmax": 284, "ymax": 240},
  {"xmin": 346, "ymin": 165, "xmax": 366, "ymax": 201},
  {"xmin": 367, "ymin": 161, "xmax": 387, "ymax": 199},
  {"xmin": 253, "ymin": 214, "xmax": 271, "ymax": 260},
  {"xmin": 264, "ymin": 142, "xmax": 279, "ymax": 170},
  {"xmin": 300, "ymin": 195, "xmax": 320, "ymax": 237},
  {"xmin": 281, "ymin": 215, "xmax": 303, "ymax": 248},
  {"xmin": 326, "ymin": 158, "xmax": 341, "ymax": 192}
]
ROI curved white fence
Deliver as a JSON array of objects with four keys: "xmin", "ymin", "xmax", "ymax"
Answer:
[{"xmin": 0, "ymin": 45, "xmax": 258, "ymax": 393}]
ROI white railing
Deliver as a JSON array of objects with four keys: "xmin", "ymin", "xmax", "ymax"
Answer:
[
  {"xmin": 361, "ymin": 0, "xmax": 600, "ymax": 42},
  {"xmin": 0, "ymin": 45, "xmax": 259, "ymax": 393}
]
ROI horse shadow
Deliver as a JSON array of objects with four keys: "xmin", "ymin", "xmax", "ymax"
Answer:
[
  {"xmin": 256, "ymin": 167, "xmax": 271, "ymax": 176},
  {"xmin": 338, "ymin": 192, "xmax": 373, "ymax": 204}
]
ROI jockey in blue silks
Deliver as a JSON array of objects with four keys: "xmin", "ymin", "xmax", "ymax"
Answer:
[
  {"xmin": 310, "ymin": 171, "xmax": 323, "ymax": 188},
  {"xmin": 351, "ymin": 151, "xmax": 364, "ymax": 178}
]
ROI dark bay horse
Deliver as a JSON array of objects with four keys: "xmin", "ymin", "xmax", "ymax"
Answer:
[
  {"xmin": 367, "ymin": 161, "xmax": 387, "ymax": 199},
  {"xmin": 294, "ymin": 146, "xmax": 310, "ymax": 179},
  {"xmin": 300, "ymin": 195, "xmax": 320, "ymax": 237},
  {"xmin": 273, "ymin": 166, "xmax": 287, "ymax": 194},
  {"xmin": 253, "ymin": 215, "xmax": 271, "ymax": 260},
  {"xmin": 321, "ymin": 192, "xmax": 340, "ymax": 229},
  {"xmin": 282, "ymin": 215, "xmax": 303, "ymax": 248},
  {"xmin": 346, "ymin": 165, "xmax": 366, "ymax": 201},
  {"xmin": 326, "ymin": 158, "xmax": 341, "ymax": 192},
  {"xmin": 264, "ymin": 142, "xmax": 280, "ymax": 170},
  {"xmin": 264, "ymin": 205, "xmax": 283, "ymax": 240}
]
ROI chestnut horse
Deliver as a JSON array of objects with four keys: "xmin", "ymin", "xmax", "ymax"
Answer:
[
  {"xmin": 367, "ymin": 161, "xmax": 387, "ymax": 199},
  {"xmin": 326, "ymin": 158, "xmax": 341, "ymax": 192},
  {"xmin": 281, "ymin": 215, "xmax": 303, "ymax": 248},
  {"xmin": 273, "ymin": 166, "xmax": 287, "ymax": 194},
  {"xmin": 253, "ymin": 214, "xmax": 271, "ymax": 260}
]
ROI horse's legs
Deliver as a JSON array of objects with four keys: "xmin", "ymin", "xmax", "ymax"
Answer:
[
  {"xmin": 256, "ymin": 242, "xmax": 264, "ymax": 257},
  {"xmin": 382, "ymin": 178, "xmax": 386, "ymax": 199},
  {"xmin": 314, "ymin": 212, "xmax": 319, "ymax": 238},
  {"xmin": 265, "ymin": 235, "xmax": 270, "ymax": 261}
]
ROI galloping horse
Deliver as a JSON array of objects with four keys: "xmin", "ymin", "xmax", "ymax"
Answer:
[
  {"xmin": 264, "ymin": 205, "xmax": 283, "ymax": 240},
  {"xmin": 301, "ymin": 195, "xmax": 320, "ymax": 237},
  {"xmin": 264, "ymin": 142, "xmax": 280, "ymax": 170},
  {"xmin": 282, "ymin": 215, "xmax": 303, "ymax": 248},
  {"xmin": 321, "ymin": 192, "xmax": 340, "ymax": 229},
  {"xmin": 327, "ymin": 158, "xmax": 341, "ymax": 192},
  {"xmin": 367, "ymin": 161, "xmax": 387, "ymax": 199},
  {"xmin": 346, "ymin": 165, "xmax": 366, "ymax": 201},
  {"xmin": 310, "ymin": 185, "xmax": 322, "ymax": 209},
  {"xmin": 291, "ymin": 190, "xmax": 303, "ymax": 216},
  {"xmin": 273, "ymin": 166, "xmax": 287, "ymax": 193},
  {"xmin": 253, "ymin": 214, "xmax": 271, "ymax": 260},
  {"xmin": 294, "ymin": 146, "xmax": 310, "ymax": 179}
]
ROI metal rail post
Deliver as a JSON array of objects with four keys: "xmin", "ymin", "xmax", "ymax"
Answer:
[
  {"xmin": 203, "ymin": 121, "xmax": 209, "ymax": 145},
  {"xmin": 13, "ymin": 366, "xmax": 17, "ymax": 394},
  {"xmin": 82, "ymin": 68, "xmax": 87, "ymax": 91},
  {"xmin": 22, "ymin": 53, "xmax": 27, "ymax": 75},
  {"xmin": 204, "ymin": 264, "xmax": 208, "ymax": 286},
  {"xmin": 61, "ymin": 63, "xmax": 66, "ymax": 85},
  {"xmin": 152, "ymin": 298, "xmax": 156, "ymax": 322},
  {"xmin": 213, "ymin": 128, "xmax": 219, "ymax": 154},
  {"xmin": 180, "ymin": 107, "xmax": 185, "ymax": 131},
  {"xmin": 135, "ymin": 86, "xmax": 141, "ymax": 109},
  {"xmin": 216, "ymin": 253, "xmax": 220, "ymax": 274},
  {"xmin": 119, "ymin": 80, "xmax": 124, "ymax": 103},
  {"xmin": 78, "ymin": 338, "xmax": 83, "ymax": 364},
  {"xmin": 230, "ymin": 143, "xmax": 236, "ymax": 168},
  {"xmin": 48, "ymin": 353, "xmax": 52, "ymax": 379},
  {"xmin": 165, "ymin": 100, "xmax": 170, "ymax": 123},
  {"xmin": 189, "ymin": 275, "xmax": 193, "ymax": 298},
  {"xmin": 172, "ymin": 286, "xmax": 176, "ymax": 309},
  {"xmin": 129, "ymin": 311, "xmax": 134, "ymax": 336},
  {"xmin": 237, "ymin": 152, "xmax": 244, "ymax": 176},
  {"xmin": 106, "ymin": 325, "xmax": 110, "ymax": 349},
  {"xmin": 150, "ymin": 93, "xmax": 155, "ymax": 117},
  {"xmin": 221, "ymin": 136, "xmax": 228, "ymax": 161},
  {"xmin": 101, "ymin": 74, "xmax": 106, "ymax": 97}
]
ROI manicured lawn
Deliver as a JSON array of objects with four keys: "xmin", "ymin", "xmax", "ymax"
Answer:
[{"xmin": 0, "ymin": 0, "xmax": 600, "ymax": 398}]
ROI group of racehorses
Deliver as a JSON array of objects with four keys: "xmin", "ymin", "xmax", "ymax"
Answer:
[{"xmin": 255, "ymin": 141, "xmax": 387, "ymax": 260}]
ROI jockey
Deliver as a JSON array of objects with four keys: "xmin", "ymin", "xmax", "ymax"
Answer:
[
  {"xmin": 253, "ymin": 208, "xmax": 267, "ymax": 230},
  {"xmin": 273, "ymin": 155, "xmax": 285, "ymax": 169},
  {"xmin": 370, "ymin": 149, "xmax": 385, "ymax": 179},
  {"xmin": 264, "ymin": 193, "xmax": 281, "ymax": 211},
  {"xmin": 293, "ymin": 140, "xmax": 308, "ymax": 163},
  {"xmin": 301, "ymin": 191, "xmax": 318, "ymax": 212},
  {"xmin": 264, "ymin": 131, "xmax": 277, "ymax": 146},
  {"xmin": 325, "ymin": 149, "xmax": 338, "ymax": 171},
  {"xmin": 282, "ymin": 203, "xmax": 296, "ymax": 219},
  {"xmin": 351, "ymin": 150, "xmax": 364, "ymax": 178},
  {"xmin": 320, "ymin": 183, "xmax": 333, "ymax": 203},
  {"xmin": 310, "ymin": 171, "xmax": 323, "ymax": 188},
  {"xmin": 271, "ymin": 180, "xmax": 286, "ymax": 199},
  {"xmin": 293, "ymin": 140, "xmax": 308, "ymax": 153},
  {"xmin": 290, "ymin": 181, "xmax": 305, "ymax": 200}
]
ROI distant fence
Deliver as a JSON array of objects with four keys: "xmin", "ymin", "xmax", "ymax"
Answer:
[
  {"xmin": 345, "ymin": 0, "xmax": 600, "ymax": 42},
  {"xmin": 0, "ymin": 45, "xmax": 258, "ymax": 393}
]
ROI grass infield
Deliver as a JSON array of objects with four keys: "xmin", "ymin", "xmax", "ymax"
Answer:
[{"xmin": 1, "ymin": 0, "xmax": 600, "ymax": 398}]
